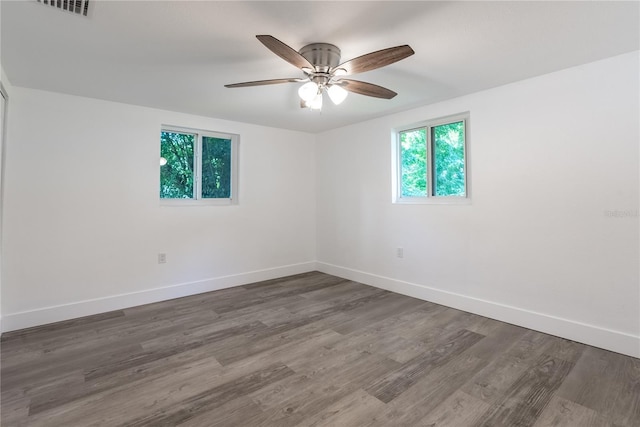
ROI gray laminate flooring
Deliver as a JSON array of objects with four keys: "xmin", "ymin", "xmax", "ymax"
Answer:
[{"xmin": 1, "ymin": 271, "xmax": 639, "ymax": 426}]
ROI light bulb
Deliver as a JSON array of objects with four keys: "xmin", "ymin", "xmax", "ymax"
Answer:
[
  {"xmin": 298, "ymin": 82, "xmax": 319, "ymax": 102},
  {"xmin": 328, "ymin": 85, "xmax": 348, "ymax": 105},
  {"xmin": 309, "ymin": 92, "xmax": 323, "ymax": 110},
  {"xmin": 160, "ymin": 157, "xmax": 167, "ymax": 166}
]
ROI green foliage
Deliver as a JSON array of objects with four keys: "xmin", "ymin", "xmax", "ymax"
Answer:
[
  {"xmin": 202, "ymin": 137, "xmax": 231, "ymax": 198},
  {"xmin": 433, "ymin": 121, "xmax": 465, "ymax": 196},
  {"xmin": 160, "ymin": 132, "xmax": 232, "ymax": 199},
  {"xmin": 400, "ymin": 128, "xmax": 427, "ymax": 197},
  {"xmin": 400, "ymin": 121, "xmax": 465, "ymax": 197},
  {"xmin": 160, "ymin": 131, "xmax": 194, "ymax": 198}
]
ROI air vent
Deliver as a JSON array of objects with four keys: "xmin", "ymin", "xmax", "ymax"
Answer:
[{"xmin": 36, "ymin": 0, "xmax": 90, "ymax": 17}]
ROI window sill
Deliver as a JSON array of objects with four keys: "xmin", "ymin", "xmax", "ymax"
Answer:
[
  {"xmin": 393, "ymin": 197, "xmax": 471, "ymax": 205},
  {"xmin": 160, "ymin": 198, "xmax": 237, "ymax": 207}
]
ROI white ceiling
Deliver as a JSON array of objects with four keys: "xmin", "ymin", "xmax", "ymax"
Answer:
[{"xmin": 2, "ymin": 1, "xmax": 638, "ymax": 133}]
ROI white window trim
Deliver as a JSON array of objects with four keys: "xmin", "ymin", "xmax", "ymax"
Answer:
[
  {"xmin": 160, "ymin": 125, "xmax": 239, "ymax": 207},
  {"xmin": 392, "ymin": 112, "xmax": 470, "ymax": 205}
]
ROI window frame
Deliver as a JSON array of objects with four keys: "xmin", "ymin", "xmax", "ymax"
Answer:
[
  {"xmin": 160, "ymin": 125, "xmax": 239, "ymax": 206},
  {"xmin": 392, "ymin": 112, "xmax": 470, "ymax": 205}
]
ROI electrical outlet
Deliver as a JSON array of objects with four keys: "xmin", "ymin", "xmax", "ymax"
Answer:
[
  {"xmin": 396, "ymin": 247, "xmax": 404, "ymax": 258},
  {"xmin": 158, "ymin": 253, "xmax": 167, "ymax": 264}
]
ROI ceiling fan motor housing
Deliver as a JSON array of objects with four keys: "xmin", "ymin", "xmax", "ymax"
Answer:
[{"xmin": 299, "ymin": 43, "xmax": 341, "ymax": 73}]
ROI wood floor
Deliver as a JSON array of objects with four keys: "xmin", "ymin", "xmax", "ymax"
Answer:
[{"xmin": 1, "ymin": 272, "xmax": 639, "ymax": 426}]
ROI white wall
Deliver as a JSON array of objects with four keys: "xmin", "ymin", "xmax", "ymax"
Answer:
[
  {"xmin": 316, "ymin": 51, "xmax": 640, "ymax": 357},
  {"xmin": 2, "ymin": 88, "xmax": 316, "ymax": 330}
]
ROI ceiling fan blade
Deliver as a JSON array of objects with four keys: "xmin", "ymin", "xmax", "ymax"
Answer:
[
  {"xmin": 256, "ymin": 35, "xmax": 314, "ymax": 70},
  {"xmin": 225, "ymin": 78, "xmax": 304, "ymax": 88},
  {"xmin": 338, "ymin": 79, "xmax": 398, "ymax": 99},
  {"xmin": 334, "ymin": 45, "xmax": 414, "ymax": 76}
]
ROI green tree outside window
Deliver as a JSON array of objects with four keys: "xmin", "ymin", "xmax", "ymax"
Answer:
[
  {"xmin": 160, "ymin": 131, "xmax": 195, "ymax": 198},
  {"xmin": 398, "ymin": 117, "xmax": 467, "ymax": 199}
]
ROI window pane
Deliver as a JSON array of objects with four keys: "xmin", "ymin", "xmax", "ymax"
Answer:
[
  {"xmin": 160, "ymin": 131, "xmax": 195, "ymax": 199},
  {"xmin": 202, "ymin": 136, "xmax": 232, "ymax": 199},
  {"xmin": 432, "ymin": 121, "xmax": 465, "ymax": 196},
  {"xmin": 400, "ymin": 128, "xmax": 427, "ymax": 197}
]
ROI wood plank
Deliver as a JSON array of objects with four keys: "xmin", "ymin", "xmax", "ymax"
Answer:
[
  {"xmin": 297, "ymin": 279, "xmax": 375, "ymax": 302},
  {"xmin": 28, "ymin": 342, "xmax": 224, "ymax": 416},
  {"xmin": 311, "ymin": 309, "xmax": 437, "ymax": 364},
  {"xmin": 462, "ymin": 329, "xmax": 557, "ymax": 404},
  {"xmin": 1, "ymin": 341, "xmax": 144, "ymax": 392},
  {"xmin": 0, "ymin": 387, "xmax": 31, "ymax": 427},
  {"xmin": 211, "ymin": 315, "xmax": 347, "ymax": 366},
  {"xmin": 124, "ymin": 363, "xmax": 295, "ymax": 426},
  {"xmin": 248, "ymin": 374, "xmax": 364, "ymax": 426},
  {"xmin": 288, "ymin": 343, "xmax": 401, "ymax": 386},
  {"xmin": 367, "ymin": 354, "xmax": 490, "ymax": 426},
  {"xmin": 388, "ymin": 306, "xmax": 471, "ymax": 342},
  {"xmin": 175, "ymin": 396, "xmax": 264, "ymax": 427},
  {"xmin": 22, "ymin": 355, "xmax": 225, "ymax": 427},
  {"xmin": 222, "ymin": 322, "xmax": 346, "ymax": 372},
  {"xmin": 474, "ymin": 353, "xmax": 575, "ymax": 426},
  {"xmin": 366, "ymin": 329, "xmax": 485, "ymax": 403},
  {"xmin": 556, "ymin": 346, "xmax": 640, "ymax": 426},
  {"xmin": 210, "ymin": 273, "xmax": 347, "ymax": 314},
  {"xmin": 417, "ymin": 390, "xmax": 490, "ymax": 426},
  {"xmin": 84, "ymin": 321, "xmax": 266, "ymax": 381},
  {"xmin": 241, "ymin": 271, "xmax": 343, "ymax": 291},
  {"xmin": 532, "ymin": 396, "xmax": 616, "ymax": 427},
  {"xmin": 365, "ymin": 324, "xmax": 528, "ymax": 426},
  {"xmin": 460, "ymin": 321, "xmax": 528, "ymax": 362},
  {"xmin": 283, "ymin": 283, "xmax": 387, "ymax": 317},
  {"xmin": 331, "ymin": 292, "xmax": 429, "ymax": 335},
  {"xmin": 295, "ymin": 388, "xmax": 386, "ymax": 427},
  {"xmin": 0, "ymin": 310, "xmax": 125, "ymax": 342},
  {"xmin": 138, "ymin": 313, "xmax": 268, "ymax": 352},
  {"xmin": 249, "ymin": 353, "xmax": 399, "ymax": 426},
  {"xmin": 5, "ymin": 310, "xmax": 219, "ymax": 373}
]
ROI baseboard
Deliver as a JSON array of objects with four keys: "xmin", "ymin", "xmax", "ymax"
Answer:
[
  {"xmin": 316, "ymin": 262, "xmax": 640, "ymax": 359},
  {"xmin": 2, "ymin": 261, "xmax": 317, "ymax": 333}
]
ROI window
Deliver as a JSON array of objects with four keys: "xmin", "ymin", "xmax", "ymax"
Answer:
[
  {"xmin": 160, "ymin": 127, "xmax": 238, "ymax": 205},
  {"xmin": 393, "ymin": 113, "xmax": 468, "ymax": 203}
]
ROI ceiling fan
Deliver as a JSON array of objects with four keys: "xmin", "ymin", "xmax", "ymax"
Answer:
[{"xmin": 225, "ymin": 35, "xmax": 415, "ymax": 110}]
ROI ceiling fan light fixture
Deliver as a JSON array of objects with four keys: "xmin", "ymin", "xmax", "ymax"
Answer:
[
  {"xmin": 308, "ymin": 93, "xmax": 323, "ymax": 110},
  {"xmin": 298, "ymin": 81, "xmax": 319, "ymax": 102},
  {"xmin": 328, "ymin": 84, "xmax": 348, "ymax": 105}
]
